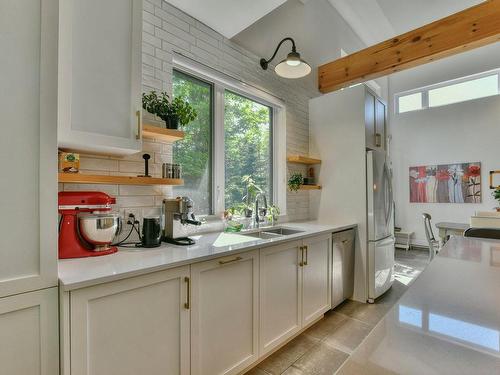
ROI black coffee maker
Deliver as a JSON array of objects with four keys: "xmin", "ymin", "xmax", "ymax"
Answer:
[{"xmin": 141, "ymin": 216, "xmax": 162, "ymax": 248}]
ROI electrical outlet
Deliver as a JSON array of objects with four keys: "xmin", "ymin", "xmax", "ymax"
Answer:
[{"xmin": 123, "ymin": 208, "xmax": 142, "ymax": 226}]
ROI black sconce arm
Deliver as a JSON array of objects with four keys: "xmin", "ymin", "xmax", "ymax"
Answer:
[{"xmin": 260, "ymin": 37, "xmax": 297, "ymax": 70}]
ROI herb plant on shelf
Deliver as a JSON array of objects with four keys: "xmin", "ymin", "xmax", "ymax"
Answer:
[
  {"xmin": 493, "ymin": 187, "xmax": 500, "ymax": 212},
  {"xmin": 288, "ymin": 172, "xmax": 303, "ymax": 192},
  {"xmin": 142, "ymin": 91, "xmax": 197, "ymax": 129}
]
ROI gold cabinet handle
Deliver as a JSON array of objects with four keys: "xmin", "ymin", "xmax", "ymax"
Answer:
[
  {"xmin": 184, "ymin": 276, "xmax": 190, "ymax": 309},
  {"xmin": 299, "ymin": 246, "xmax": 304, "ymax": 267},
  {"xmin": 375, "ymin": 133, "xmax": 382, "ymax": 147},
  {"xmin": 219, "ymin": 256, "xmax": 242, "ymax": 265},
  {"xmin": 342, "ymin": 239, "xmax": 349, "ymax": 244},
  {"xmin": 135, "ymin": 110, "xmax": 142, "ymax": 140},
  {"xmin": 304, "ymin": 245, "xmax": 308, "ymax": 266}
]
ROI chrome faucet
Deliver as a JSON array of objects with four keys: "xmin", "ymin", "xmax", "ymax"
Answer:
[{"xmin": 254, "ymin": 193, "xmax": 268, "ymax": 228}]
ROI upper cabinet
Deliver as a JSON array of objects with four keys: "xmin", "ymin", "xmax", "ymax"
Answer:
[
  {"xmin": 365, "ymin": 90, "xmax": 386, "ymax": 151},
  {"xmin": 0, "ymin": 0, "xmax": 58, "ymax": 297},
  {"xmin": 58, "ymin": 0, "xmax": 143, "ymax": 155}
]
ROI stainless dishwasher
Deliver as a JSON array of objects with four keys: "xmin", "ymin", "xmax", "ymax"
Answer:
[{"xmin": 332, "ymin": 229, "xmax": 355, "ymax": 308}]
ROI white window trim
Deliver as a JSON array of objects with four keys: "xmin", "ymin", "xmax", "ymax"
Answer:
[
  {"xmin": 173, "ymin": 54, "xmax": 287, "ymax": 217},
  {"xmin": 395, "ymin": 67, "xmax": 500, "ymax": 114}
]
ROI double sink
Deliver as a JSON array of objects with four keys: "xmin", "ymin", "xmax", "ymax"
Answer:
[{"xmin": 241, "ymin": 227, "xmax": 304, "ymax": 239}]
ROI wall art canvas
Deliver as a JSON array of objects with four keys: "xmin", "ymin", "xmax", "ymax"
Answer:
[{"xmin": 409, "ymin": 162, "xmax": 481, "ymax": 203}]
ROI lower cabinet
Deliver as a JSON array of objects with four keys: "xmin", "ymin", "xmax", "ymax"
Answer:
[
  {"xmin": 259, "ymin": 241, "xmax": 302, "ymax": 355},
  {"xmin": 64, "ymin": 233, "xmax": 333, "ymax": 375},
  {"xmin": 302, "ymin": 234, "xmax": 332, "ymax": 326},
  {"xmin": 0, "ymin": 287, "xmax": 58, "ymax": 375},
  {"xmin": 69, "ymin": 266, "xmax": 190, "ymax": 375},
  {"xmin": 190, "ymin": 250, "xmax": 259, "ymax": 375}
]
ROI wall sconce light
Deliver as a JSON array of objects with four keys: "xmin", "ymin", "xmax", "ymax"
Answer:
[{"xmin": 260, "ymin": 37, "xmax": 311, "ymax": 79}]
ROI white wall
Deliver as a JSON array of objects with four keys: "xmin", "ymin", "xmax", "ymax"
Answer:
[
  {"xmin": 389, "ymin": 43, "xmax": 500, "ymax": 245},
  {"xmin": 309, "ymin": 86, "xmax": 368, "ymax": 302}
]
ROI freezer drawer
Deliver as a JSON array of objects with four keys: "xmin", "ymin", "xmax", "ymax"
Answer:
[
  {"xmin": 368, "ymin": 236, "xmax": 395, "ymax": 301},
  {"xmin": 332, "ymin": 229, "xmax": 355, "ymax": 308}
]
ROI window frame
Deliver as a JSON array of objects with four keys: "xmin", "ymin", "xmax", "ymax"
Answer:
[
  {"xmin": 172, "ymin": 54, "xmax": 287, "ymax": 217},
  {"xmin": 395, "ymin": 68, "xmax": 500, "ymax": 114}
]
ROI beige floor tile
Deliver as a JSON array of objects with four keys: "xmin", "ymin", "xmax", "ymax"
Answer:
[
  {"xmin": 281, "ymin": 366, "xmax": 305, "ymax": 374},
  {"xmin": 287, "ymin": 343, "xmax": 349, "ymax": 375},
  {"xmin": 244, "ymin": 367, "xmax": 272, "ymax": 375},
  {"xmin": 333, "ymin": 299, "xmax": 390, "ymax": 327},
  {"xmin": 323, "ymin": 317, "xmax": 371, "ymax": 354},
  {"xmin": 303, "ymin": 311, "xmax": 348, "ymax": 340},
  {"xmin": 257, "ymin": 335, "xmax": 319, "ymax": 375}
]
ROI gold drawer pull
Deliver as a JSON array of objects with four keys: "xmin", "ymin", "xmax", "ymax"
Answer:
[
  {"xmin": 219, "ymin": 256, "xmax": 243, "ymax": 265},
  {"xmin": 184, "ymin": 276, "xmax": 190, "ymax": 309},
  {"xmin": 136, "ymin": 110, "xmax": 142, "ymax": 140},
  {"xmin": 304, "ymin": 245, "xmax": 308, "ymax": 266},
  {"xmin": 342, "ymin": 239, "xmax": 349, "ymax": 244},
  {"xmin": 299, "ymin": 246, "xmax": 304, "ymax": 267}
]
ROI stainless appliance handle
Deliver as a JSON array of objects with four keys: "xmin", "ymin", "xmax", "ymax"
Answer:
[{"xmin": 384, "ymin": 163, "xmax": 393, "ymax": 225}]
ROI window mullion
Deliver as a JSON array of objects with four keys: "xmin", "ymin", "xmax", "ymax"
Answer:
[{"xmin": 213, "ymin": 84, "xmax": 225, "ymax": 215}]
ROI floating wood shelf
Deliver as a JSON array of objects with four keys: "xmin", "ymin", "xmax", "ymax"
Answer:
[
  {"xmin": 142, "ymin": 124, "xmax": 184, "ymax": 142},
  {"xmin": 59, "ymin": 173, "xmax": 183, "ymax": 186},
  {"xmin": 287, "ymin": 155, "xmax": 321, "ymax": 165},
  {"xmin": 299, "ymin": 184, "xmax": 322, "ymax": 190}
]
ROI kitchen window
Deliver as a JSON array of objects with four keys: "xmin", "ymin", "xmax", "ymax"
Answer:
[
  {"xmin": 395, "ymin": 68, "xmax": 500, "ymax": 114},
  {"xmin": 172, "ymin": 55, "xmax": 286, "ymax": 216}
]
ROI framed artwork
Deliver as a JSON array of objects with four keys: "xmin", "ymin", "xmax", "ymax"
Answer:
[
  {"xmin": 489, "ymin": 170, "xmax": 500, "ymax": 189},
  {"xmin": 409, "ymin": 162, "xmax": 481, "ymax": 203}
]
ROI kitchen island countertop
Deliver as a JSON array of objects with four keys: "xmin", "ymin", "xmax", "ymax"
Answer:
[
  {"xmin": 337, "ymin": 235, "xmax": 500, "ymax": 374},
  {"xmin": 59, "ymin": 221, "xmax": 356, "ymax": 291}
]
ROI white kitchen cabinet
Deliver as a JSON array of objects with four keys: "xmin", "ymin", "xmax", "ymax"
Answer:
[
  {"xmin": 0, "ymin": 287, "xmax": 58, "ymax": 375},
  {"xmin": 191, "ymin": 250, "xmax": 259, "ymax": 375},
  {"xmin": 365, "ymin": 89, "xmax": 387, "ymax": 151},
  {"xmin": 69, "ymin": 266, "xmax": 190, "ymax": 375},
  {"xmin": 0, "ymin": 0, "xmax": 58, "ymax": 297},
  {"xmin": 259, "ymin": 241, "xmax": 302, "ymax": 355},
  {"xmin": 58, "ymin": 0, "xmax": 143, "ymax": 155},
  {"xmin": 302, "ymin": 234, "xmax": 332, "ymax": 326}
]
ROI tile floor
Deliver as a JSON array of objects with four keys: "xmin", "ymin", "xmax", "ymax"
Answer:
[{"xmin": 245, "ymin": 248, "xmax": 429, "ymax": 375}]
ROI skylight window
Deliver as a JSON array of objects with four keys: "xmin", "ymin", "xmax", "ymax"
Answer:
[{"xmin": 395, "ymin": 69, "xmax": 500, "ymax": 114}]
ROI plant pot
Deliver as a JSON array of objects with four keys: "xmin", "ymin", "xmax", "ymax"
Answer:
[
  {"xmin": 244, "ymin": 208, "xmax": 253, "ymax": 218},
  {"xmin": 496, "ymin": 207, "xmax": 500, "ymax": 212},
  {"xmin": 164, "ymin": 115, "xmax": 179, "ymax": 129}
]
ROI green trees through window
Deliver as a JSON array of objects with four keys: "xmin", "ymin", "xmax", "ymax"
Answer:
[
  {"xmin": 224, "ymin": 91, "xmax": 272, "ymax": 210},
  {"xmin": 172, "ymin": 70, "xmax": 212, "ymax": 215},
  {"xmin": 172, "ymin": 70, "xmax": 273, "ymax": 215}
]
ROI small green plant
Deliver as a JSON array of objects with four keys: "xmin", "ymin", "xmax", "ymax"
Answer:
[
  {"xmin": 170, "ymin": 96, "xmax": 197, "ymax": 126},
  {"xmin": 493, "ymin": 187, "xmax": 500, "ymax": 209},
  {"xmin": 288, "ymin": 173, "xmax": 303, "ymax": 192},
  {"xmin": 142, "ymin": 91, "xmax": 197, "ymax": 126},
  {"xmin": 142, "ymin": 91, "xmax": 170, "ymax": 121},
  {"xmin": 266, "ymin": 204, "xmax": 281, "ymax": 225}
]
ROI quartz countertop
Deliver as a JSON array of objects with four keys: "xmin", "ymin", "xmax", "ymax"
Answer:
[
  {"xmin": 337, "ymin": 236, "xmax": 500, "ymax": 375},
  {"xmin": 58, "ymin": 221, "xmax": 356, "ymax": 291}
]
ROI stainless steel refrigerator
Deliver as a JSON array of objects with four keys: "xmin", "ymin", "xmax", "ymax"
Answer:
[{"xmin": 366, "ymin": 150, "xmax": 395, "ymax": 302}]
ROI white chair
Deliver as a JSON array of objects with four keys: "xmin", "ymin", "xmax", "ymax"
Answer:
[{"xmin": 423, "ymin": 213, "xmax": 439, "ymax": 261}]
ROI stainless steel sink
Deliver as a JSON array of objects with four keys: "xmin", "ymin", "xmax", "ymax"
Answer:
[
  {"xmin": 262, "ymin": 227, "xmax": 304, "ymax": 236},
  {"xmin": 242, "ymin": 227, "xmax": 304, "ymax": 239}
]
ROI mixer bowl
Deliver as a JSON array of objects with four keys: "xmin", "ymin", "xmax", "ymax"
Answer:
[{"xmin": 78, "ymin": 213, "xmax": 121, "ymax": 251}]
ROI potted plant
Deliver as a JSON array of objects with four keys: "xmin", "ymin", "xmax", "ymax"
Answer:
[
  {"xmin": 142, "ymin": 91, "xmax": 197, "ymax": 129},
  {"xmin": 493, "ymin": 187, "xmax": 500, "ymax": 212},
  {"xmin": 242, "ymin": 175, "xmax": 262, "ymax": 217},
  {"xmin": 288, "ymin": 172, "xmax": 303, "ymax": 192}
]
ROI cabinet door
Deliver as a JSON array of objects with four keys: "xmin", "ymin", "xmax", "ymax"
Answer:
[
  {"xmin": 375, "ymin": 99, "xmax": 386, "ymax": 150},
  {"xmin": 302, "ymin": 234, "xmax": 331, "ymax": 326},
  {"xmin": 260, "ymin": 241, "xmax": 302, "ymax": 355},
  {"xmin": 191, "ymin": 250, "xmax": 259, "ymax": 375},
  {"xmin": 0, "ymin": 287, "xmax": 58, "ymax": 375},
  {"xmin": 58, "ymin": 0, "xmax": 143, "ymax": 155},
  {"xmin": 0, "ymin": 0, "xmax": 58, "ymax": 297},
  {"xmin": 70, "ymin": 266, "xmax": 190, "ymax": 375},
  {"xmin": 364, "ymin": 91, "xmax": 376, "ymax": 150}
]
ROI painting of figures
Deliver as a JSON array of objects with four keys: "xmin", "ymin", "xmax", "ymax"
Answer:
[{"xmin": 409, "ymin": 162, "xmax": 481, "ymax": 203}]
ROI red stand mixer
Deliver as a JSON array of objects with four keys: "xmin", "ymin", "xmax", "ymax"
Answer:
[{"xmin": 58, "ymin": 191, "xmax": 121, "ymax": 259}]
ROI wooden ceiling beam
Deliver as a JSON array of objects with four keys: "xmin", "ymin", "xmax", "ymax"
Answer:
[{"xmin": 318, "ymin": 0, "xmax": 500, "ymax": 93}]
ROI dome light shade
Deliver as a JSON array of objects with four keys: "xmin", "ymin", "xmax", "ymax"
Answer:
[{"xmin": 260, "ymin": 38, "xmax": 311, "ymax": 79}]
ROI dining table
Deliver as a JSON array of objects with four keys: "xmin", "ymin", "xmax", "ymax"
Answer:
[{"xmin": 435, "ymin": 221, "xmax": 470, "ymax": 246}]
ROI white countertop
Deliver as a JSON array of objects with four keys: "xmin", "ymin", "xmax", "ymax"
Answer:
[
  {"xmin": 58, "ymin": 221, "xmax": 356, "ymax": 291},
  {"xmin": 337, "ymin": 236, "xmax": 500, "ymax": 375}
]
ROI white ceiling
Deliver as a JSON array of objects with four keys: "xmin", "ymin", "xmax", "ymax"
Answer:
[
  {"xmin": 164, "ymin": 0, "xmax": 287, "ymax": 38},
  {"xmin": 375, "ymin": 0, "xmax": 484, "ymax": 35}
]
